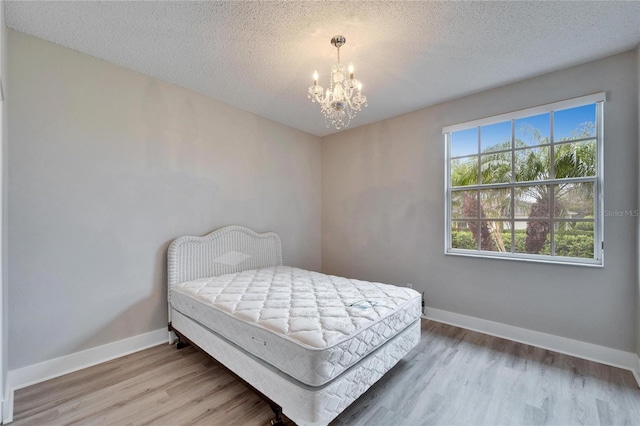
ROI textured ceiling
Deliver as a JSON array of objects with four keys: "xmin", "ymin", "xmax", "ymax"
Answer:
[{"xmin": 6, "ymin": 1, "xmax": 640, "ymax": 137}]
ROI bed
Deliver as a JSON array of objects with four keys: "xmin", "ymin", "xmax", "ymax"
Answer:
[{"xmin": 167, "ymin": 225, "xmax": 422, "ymax": 425}]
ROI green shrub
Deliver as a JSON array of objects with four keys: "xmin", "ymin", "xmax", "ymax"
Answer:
[
  {"xmin": 501, "ymin": 231, "xmax": 550, "ymax": 255},
  {"xmin": 452, "ymin": 228, "xmax": 593, "ymax": 258},
  {"xmin": 555, "ymin": 234, "xmax": 594, "ymax": 258},
  {"xmin": 451, "ymin": 230, "xmax": 476, "ymax": 249}
]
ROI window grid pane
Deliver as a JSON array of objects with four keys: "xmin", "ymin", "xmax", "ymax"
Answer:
[{"xmin": 446, "ymin": 99, "xmax": 601, "ymax": 264}]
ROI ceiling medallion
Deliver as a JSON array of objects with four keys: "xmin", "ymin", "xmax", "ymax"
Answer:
[{"xmin": 308, "ymin": 35, "xmax": 368, "ymax": 130}]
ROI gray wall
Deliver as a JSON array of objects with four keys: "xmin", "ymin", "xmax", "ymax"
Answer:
[
  {"xmin": 1, "ymin": 4, "xmax": 7, "ymax": 406},
  {"xmin": 322, "ymin": 50, "xmax": 638, "ymax": 352},
  {"xmin": 7, "ymin": 30, "xmax": 322, "ymax": 369},
  {"xmin": 637, "ymin": 44, "xmax": 640, "ymax": 360}
]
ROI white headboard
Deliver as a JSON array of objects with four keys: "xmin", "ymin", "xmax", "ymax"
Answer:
[{"xmin": 167, "ymin": 225, "xmax": 283, "ymax": 289}]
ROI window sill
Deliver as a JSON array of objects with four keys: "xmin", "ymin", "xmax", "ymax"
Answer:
[{"xmin": 445, "ymin": 249, "xmax": 604, "ymax": 268}]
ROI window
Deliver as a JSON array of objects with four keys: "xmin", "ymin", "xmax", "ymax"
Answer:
[{"xmin": 444, "ymin": 93, "xmax": 604, "ymax": 265}]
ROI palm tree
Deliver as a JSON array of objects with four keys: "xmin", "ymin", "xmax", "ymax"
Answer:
[
  {"xmin": 451, "ymin": 143, "xmax": 512, "ymax": 252},
  {"xmin": 515, "ymin": 124, "xmax": 596, "ymax": 254},
  {"xmin": 479, "ymin": 147, "xmax": 511, "ymax": 252},
  {"xmin": 452, "ymin": 157, "xmax": 496, "ymax": 250}
]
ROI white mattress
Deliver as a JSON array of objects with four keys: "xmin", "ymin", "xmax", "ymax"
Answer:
[
  {"xmin": 170, "ymin": 266, "xmax": 422, "ymax": 386},
  {"xmin": 171, "ymin": 309, "xmax": 421, "ymax": 426}
]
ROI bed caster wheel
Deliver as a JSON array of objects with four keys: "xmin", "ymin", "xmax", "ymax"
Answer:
[
  {"xmin": 176, "ymin": 336, "xmax": 186, "ymax": 349},
  {"xmin": 270, "ymin": 404, "xmax": 284, "ymax": 425}
]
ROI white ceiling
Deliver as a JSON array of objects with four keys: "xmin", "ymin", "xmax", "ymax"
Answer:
[{"xmin": 6, "ymin": 1, "xmax": 640, "ymax": 137}]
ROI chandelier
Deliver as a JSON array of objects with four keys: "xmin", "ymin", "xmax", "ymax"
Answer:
[{"xmin": 308, "ymin": 35, "xmax": 368, "ymax": 130}]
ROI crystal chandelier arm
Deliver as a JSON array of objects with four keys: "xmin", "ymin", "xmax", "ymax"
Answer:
[
  {"xmin": 346, "ymin": 97, "xmax": 362, "ymax": 112},
  {"xmin": 308, "ymin": 82, "xmax": 325, "ymax": 103},
  {"xmin": 344, "ymin": 92, "xmax": 356, "ymax": 110}
]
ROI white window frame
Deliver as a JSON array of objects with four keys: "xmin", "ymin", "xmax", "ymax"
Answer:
[{"xmin": 444, "ymin": 92, "xmax": 605, "ymax": 266}]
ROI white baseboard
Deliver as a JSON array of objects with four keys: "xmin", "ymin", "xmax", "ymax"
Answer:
[
  {"xmin": 1, "ymin": 390, "xmax": 12, "ymax": 425},
  {"xmin": 424, "ymin": 308, "xmax": 639, "ymax": 384},
  {"xmin": 3, "ymin": 328, "xmax": 167, "ymax": 423}
]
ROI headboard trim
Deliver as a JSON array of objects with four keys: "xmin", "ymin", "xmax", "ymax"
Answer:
[{"xmin": 168, "ymin": 225, "xmax": 283, "ymax": 290}]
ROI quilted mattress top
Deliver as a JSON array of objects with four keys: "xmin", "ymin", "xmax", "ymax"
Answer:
[{"xmin": 172, "ymin": 266, "xmax": 420, "ymax": 350}]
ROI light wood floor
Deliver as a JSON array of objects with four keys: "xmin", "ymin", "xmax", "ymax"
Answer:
[{"xmin": 13, "ymin": 320, "xmax": 640, "ymax": 426}]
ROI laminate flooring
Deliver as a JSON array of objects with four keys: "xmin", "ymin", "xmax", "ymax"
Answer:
[{"xmin": 13, "ymin": 320, "xmax": 640, "ymax": 426}]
